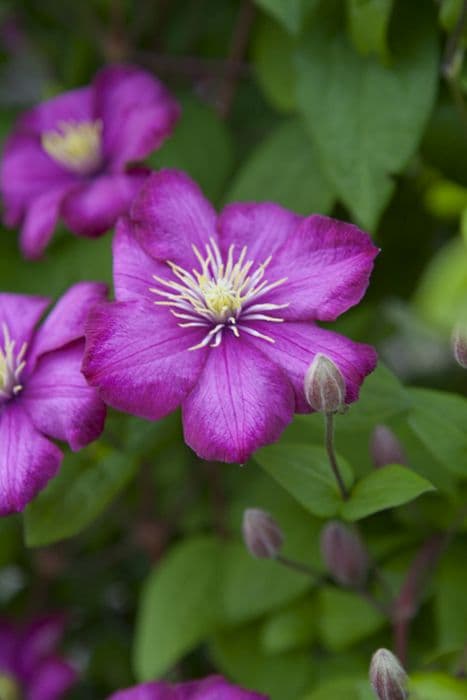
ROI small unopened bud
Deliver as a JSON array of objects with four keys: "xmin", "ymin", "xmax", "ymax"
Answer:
[
  {"xmin": 242, "ymin": 508, "xmax": 284, "ymax": 559},
  {"xmin": 320, "ymin": 521, "xmax": 369, "ymax": 587},
  {"xmin": 370, "ymin": 425, "xmax": 407, "ymax": 469},
  {"xmin": 304, "ymin": 354, "xmax": 345, "ymax": 413},
  {"xmin": 369, "ymin": 649, "xmax": 408, "ymax": 700},
  {"xmin": 452, "ymin": 323, "xmax": 467, "ymax": 369}
]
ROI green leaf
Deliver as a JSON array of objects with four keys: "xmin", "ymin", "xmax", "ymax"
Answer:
[
  {"xmin": 227, "ymin": 119, "xmax": 335, "ymax": 214},
  {"xmin": 133, "ymin": 536, "xmax": 223, "ymax": 680},
  {"xmin": 253, "ymin": 17, "xmax": 297, "ymax": 112},
  {"xmin": 148, "ymin": 96, "xmax": 234, "ymax": 202},
  {"xmin": 260, "ymin": 596, "xmax": 318, "ymax": 653},
  {"xmin": 341, "ymin": 464, "xmax": 435, "ymax": 521},
  {"xmin": 222, "ymin": 542, "xmax": 312, "ymax": 624},
  {"xmin": 435, "ymin": 546, "xmax": 467, "ymax": 653},
  {"xmin": 24, "ymin": 445, "xmax": 136, "ymax": 547},
  {"xmin": 408, "ymin": 388, "xmax": 467, "ymax": 478},
  {"xmin": 410, "ymin": 672, "xmax": 467, "ymax": 700},
  {"xmin": 303, "ymin": 676, "xmax": 375, "ymax": 700},
  {"xmin": 346, "ymin": 0, "xmax": 394, "ymax": 61},
  {"xmin": 318, "ymin": 587, "xmax": 386, "ymax": 650},
  {"xmin": 254, "ymin": 0, "xmax": 316, "ymax": 34},
  {"xmin": 295, "ymin": 0, "xmax": 438, "ymax": 230},
  {"xmin": 255, "ymin": 443, "xmax": 353, "ymax": 517}
]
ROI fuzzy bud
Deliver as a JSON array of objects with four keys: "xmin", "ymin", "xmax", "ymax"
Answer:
[
  {"xmin": 320, "ymin": 520, "xmax": 369, "ymax": 587},
  {"xmin": 304, "ymin": 354, "xmax": 346, "ymax": 413},
  {"xmin": 452, "ymin": 323, "xmax": 467, "ymax": 369},
  {"xmin": 370, "ymin": 425, "xmax": 408, "ymax": 469},
  {"xmin": 369, "ymin": 649, "xmax": 408, "ymax": 700},
  {"xmin": 242, "ymin": 508, "xmax": 284, "ymax": 559}
]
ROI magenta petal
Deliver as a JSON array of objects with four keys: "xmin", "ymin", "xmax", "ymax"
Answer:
[
  {"xmin": 20, "ymin": 185, "xmax": 72, "ymax": 260},
  {"xmin": 178, "ymin": 676, "xmax": 267, "ymax": 700},
  {"xmin": 0, "ymin": 403, "xmax": 62, "ymax": 515},
  {"xmin": 182, "ymin": 335, "xmax": 295, "ymax": 463},
  {"xmin": 93, "ymin": 65, "xmax": 180, "ymax": 168},
  {"xmin": 27, "ymin": 658, "xmax": 77, "ymax": 700},
  {"xmin": 245, "ymin": 321, "xmax": 377, "ymax": 412},
  {"xmin": 107, "ymin": 682, "xmax": 176, "ymax": 700},
  {"xmin": 0, "ymin": 618, "xmax": 16, "ymax": 670},
  {"xmin": 83, "ymin": 301, "xmax": 208, "ymax": 420},
  {"xmin": 61, "ymin": 172, "xmax": 147, "ymax": 237},
  {"xmin": 218, "ymin": 202, "xmax": 302, "ymax": 263},
  {"xmin": 130, "ymin": 170, "xmax": 218, "ymax": 268},
  {"xmin": 22, "ymin": 341, "xmax": 106, "ymax": 451},
  {"xmin": 0, "ymin": 293, "xmax": 49, "ymax": 348},
  {"xmin": 30, "ymin": 282, "xmax": 107, "ymax": 362},
  {"xmin": 16, "ymin": 615, "xmax": 66, "ymax": 676},
  {"xmin": 266, "ymin": 215, "xmax": 379, "ymax": 322},
  {"xmin": 17, "ymin": 86, "xmax": 93, "ymax": 134}
]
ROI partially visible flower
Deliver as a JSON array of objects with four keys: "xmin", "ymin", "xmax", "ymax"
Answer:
[
  {"xmin": 452, "ymin": 322, "xmax": 467, "ymax": 369},
  {"xmin": 321, "ymin": 521, "xmax": 369, "ymax": 587},
  {"xmin": 369, "ymin": 648, "xmax": 408, "ymax": 700},
  {"xmin": 83, "ymin": 170, "xmax": 378, "ymax": 464},
  {"xmin": 304, "ymin": 353, "xmax": 346, "ymax": 413},
  {"xmin": 1, "ymin": 65, "xmax": 180, "ymax": 259},
  {"xmin": 0, "ymin": 614, "xmax": 76, "ymax": 700},
  {"xmin": 242, "ymin": 508, "xmax": 284, "ymax": 559},
  {"xmin": 108, "ymin": 675, "xmax": 268, "ymax": 699},
  {"xmin": 370, "ymin": 425, "xmax": 407, "ymax": 469},
  {"xmin": 0, "ymin": 283, "xmax": 106, "ymax": 514}
]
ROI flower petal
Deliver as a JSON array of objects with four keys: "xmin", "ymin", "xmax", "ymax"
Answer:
[
  {"xmin": 20, "ymin": 184, "xmax": 72, "ymax": 260},
  {"xmin": 217, "ymin": 201, "xmax": 302, "ymax": 263},
  {"xmin": 22, "ymin": 341, "xmax": 106, "ymax": 451},
  {"xmin": 0, "ymin": 293, "xmax": 49, "ymax": 348},
  {"xmin": 265, "ymin": 215, "xmax": 379, "ymax": 322},
  {"xmin": 0, "ymin": 619, "xmax": 16, "ymax": 671},
  {"xmin": 27, "ymin": 657, "xmax": 77, "ymax": 700},
  {"xmin": 61, "ymin": 172, "xmax": 147, "ymax": 237},
  {"xmin": 0, "ymin": 403, "xmax": 62, "ymax": 515},
  {"xmin": 17, "ymin": 86, "xmax": 93, "ymax": 134},
  {"xmin": 129, "ymin": 170, "xmax": 218, "ymax": 268},
  {"xmin": 182, "ymin": 334, "xmax": 295, "ymax": 463},
  {"xmin": 30, "ymin": 282, "xmax": 107, "ymax": 362},
  {"xmin": 107, "ymin": 682, "xmax": 176, "ymax": 700},
  {"xmin": 93, "ymin": 65, "xmax": 180, "ymax": 170},
  {"xmin": 178, "ymin": 676, "xmax": 267, "ymax": 700},
  {"xmin": 83, "ymin": 301, "xmax": 208, "ymax": 420},
  {"xmin": 15, "ymin": 615, "xmax": 66, "ymax": 676},
  {"xmin": 244, "ymin": 321, "xmax": 377, "ymax": 412}
]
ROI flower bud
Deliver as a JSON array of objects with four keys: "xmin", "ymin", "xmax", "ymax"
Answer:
[
  {"xmin": 369, "ymin": 649, "xmax": 408, "ymax": 700},
  {"xmin": 452, "ymin": 323, "xmax": 467, "ymax": 369},
  {"xmin": 370, "ymin": 425, "xmax": 407, "ymax": 469},
  {"xmin": 320, "ymin": 520, "xmax": 369, "ymax": 587},
  {"xmin": 304, "ymin": 354, "xmax": 345, "ymax": 413},
  {"xmin": 242, "ymin": 508, "xmax": 284, "ymax": 559}
]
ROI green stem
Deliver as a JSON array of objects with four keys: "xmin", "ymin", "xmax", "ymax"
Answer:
[{"xmin": 324, "ymin": 412, "xmax": 349, "ymax": 501}]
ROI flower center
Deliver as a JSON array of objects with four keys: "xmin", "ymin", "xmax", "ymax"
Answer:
[
  {"xmin": 0, "ymin": 673, "xmax": 23, "ymax": 700},
  {"xmin": 41, "ymin": 119, "xmax": 103, "ymax": 174},
  {"xmin": 0, "ymin": 323, "xmax": 27, "ymax": 403},
  {"xmin": 149, "ymin": 238, "xmax": 288, "ymax": 350}
]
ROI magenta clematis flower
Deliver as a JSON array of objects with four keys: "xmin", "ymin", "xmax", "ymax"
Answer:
[
  {"xmin": 108, "ymin": 675, "xmax": 267, "ymax": 700},
  {"xmin": 0, "ymin": 614, "xmax": 76, "ymax": 700},
  {"xmin": 83, "ymin": 171, "xmax": 378, "ymax": 464},
  {"xmin": 0, "ymin": 282, "xmax": 106, "ymax": 514},
  {"xmin": 0, "ymin": 65, "xmax": 180, "ymax": 259}
]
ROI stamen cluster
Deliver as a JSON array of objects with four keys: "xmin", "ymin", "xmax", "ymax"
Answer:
[
  {"xmin": 0, "ymin": 323, "xmax": 27, "ymax": 403},
  {"xmin": 41, "ymin": 119, "xmax": 103, "ymax": 175}
]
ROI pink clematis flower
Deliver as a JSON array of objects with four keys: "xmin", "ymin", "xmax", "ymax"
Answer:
[
  {"xmin": 107, "ymin": 675, "xmax": 267, "ymax": 699},
  {"xmin": 83, "ymin": 170, "xmax": 378, "ymax": 464},
  {"xmin": 0, "ymin": 65, "xmax": 180, "ymax": 259},
  {"xmin": 0, "ymin": 282, "xmax": 106, "ymax": 514},
  {"xmin": 0, "ymin": 614, "xmax": 76, "ymax": 700}
]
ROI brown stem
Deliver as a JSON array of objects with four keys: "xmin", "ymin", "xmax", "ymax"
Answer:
[
  {"xmin": 324, "ymin": 413, "xmax": 349, "ymax": 501},
  {"xmin": 132, "ymin": 51, "xmax": 250, "ymax": 80},
  {"xmin": 217, "ymin": 0, "xmax": 255, "ymax": 118},
  {"xmin": 276, "ymin": 554, "xmax": 322, "ymax": 579}
]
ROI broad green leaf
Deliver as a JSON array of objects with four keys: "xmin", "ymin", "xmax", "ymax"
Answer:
[
  {"xmin": 148, "ymin": 96, "xmax": 234, "ymax": 202},
  {"xmin": 221, "ymin": 541, "xmax": 312, "ymax": 623},
  {"xmin": 341, "ymin": 464, "xmax": 435, "ymax": 521},
  {"xmin": 211, "ymin": 623, "xmax": 314, "ymax": 700},
  {"xmin": 253, "ymin": 17, "xmax": 297, "ymax": 112},
  {"xmin": 434, "ymin": 546, "xmax": 467, "ymax": 652},
  {"xmin": 303, "ymin": 676, "xmax": 375, "ymax": 700},
  {"xmin": 227, "ymin": 119, "xmax": 335, "ymax": 214},
  {"xmin": 408, "ymin": 387, "xmax": 467, "ymax": 477},
  {"xmin": 24, "ymin": 445, "xmax": 136, "ymax": 547},
  {"xmin": 346, "ymin": 0, "xmax": 394, "ymax": 61},
  {"xmin": 296, "ymin": 0, "xmax": 438, "ymax": 230},
  {"xmin": 133, "ymin": 536, "xmax": 223, "ymax": 680},
  {"xmin": 255, "ymin": 444, "xmax": 353, "ymax": 518},
  {"xmin": 318, "ymin": 587, "xmax": 386, "ymax": 650},
  {"xmin": 410, "ymin": 672, "xmax": 467, "ymax": 700},
  {"xmin": 260, "ymin": 596, "xmax": 318, "ymax": 654},
  {"xmin": 254, "ymin": 0, "xmax": 317, "ymax": 34}
]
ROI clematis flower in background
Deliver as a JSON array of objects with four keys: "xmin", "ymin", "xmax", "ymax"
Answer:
[
  {"xmin": 0, "ymin": 65, "xmax": 180, "ymax": 259},
  {"xmin": 108, "ymin": 675, "xmax": 267, "ymax": 699},
  {"xmin": 84, "ymin": 170, "xmax": 378, "ymax": 464},
  {"xmin": 0, "ymin": 282, "xmax": 106, "ymax": 514},
  {"xmin": 0, "ymin": 614, "xmax": 76, "ymax": 700}
]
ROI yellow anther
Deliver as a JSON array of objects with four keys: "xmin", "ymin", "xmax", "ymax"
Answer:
[{"xmin": 41, "ymin": 119, "xmax": 103, "ymax": 174}]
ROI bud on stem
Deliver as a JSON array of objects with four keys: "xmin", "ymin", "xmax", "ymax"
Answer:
[
  {"xmin": 370, "ymin": 425, "xmax": 407, "ymax": 469},
  {"xmin": 369, "ymin": 648, "xmax": 408, "ymax": 700},
  {"xmin": 304, "ymin": 354, "xmax": 346, "ymax": 414},
  {"xmin": 320, "ymin": 521, "xmax": 369, "ymax": 587},
  {"xmin": 452, "ymin": 323, "xmax": 467, "ymax": 369},
  {"xmin": 242, "ymin": 509, "xmax": 284, "ymax": 559}
]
